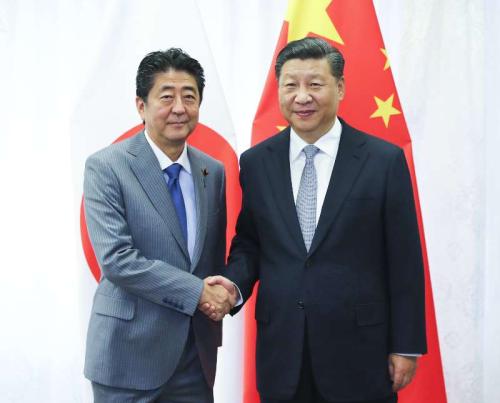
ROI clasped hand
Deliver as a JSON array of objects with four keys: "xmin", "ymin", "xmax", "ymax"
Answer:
[{"xmin": 198, "ymin": 276, "xmax": 237, "ymax": 321}]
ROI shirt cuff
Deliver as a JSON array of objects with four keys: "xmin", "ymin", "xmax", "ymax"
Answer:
[{"xmin": 233, "ymin": 283, "xmax": 243, "ymax": 307}]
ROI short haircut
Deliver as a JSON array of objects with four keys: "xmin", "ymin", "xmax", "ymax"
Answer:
[
  {"xmin": 275, "ymin": 37, "xmax": 345, "ymax": 80},
  {"xmin": 136, "ymin": 48, "xmax": 205, "ymax": 103}
]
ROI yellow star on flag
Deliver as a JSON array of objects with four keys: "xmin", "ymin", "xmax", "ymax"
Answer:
[
  {"xmin": 286, "ymin": 0, "xmax": 344, "ymax": 44},
  {"xmin": 277, "ymin": 125, "xmax": 287, "ymax": 131},
  {"xmin": 370, "ymin": 94, "xmax": 401, "ymax": 128},
  {"xmin": 380, "ymin": 48, "xmax": 390, "ymax": 70}
]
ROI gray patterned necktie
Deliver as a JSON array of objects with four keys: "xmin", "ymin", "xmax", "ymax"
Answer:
[{"xmin": 296, "ymin": 145, "xmax": 320, "ymax": 251}]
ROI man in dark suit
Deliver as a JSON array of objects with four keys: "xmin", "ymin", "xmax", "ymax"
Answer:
[
  {"xmin": 83, "ymin": 48, "xmax": 235, "ymax": 402},
  {"xmin": 208, "ymin": 37, "xmax": 426, "ymax": 402}
]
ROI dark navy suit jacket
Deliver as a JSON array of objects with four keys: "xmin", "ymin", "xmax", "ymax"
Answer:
[{"xmin": 226, "ymin": 119, "xmax": 426, "ymax": 401}]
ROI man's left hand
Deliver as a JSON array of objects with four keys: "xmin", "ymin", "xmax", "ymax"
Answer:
[{"xmin": 388, "ymin": 354, "xmax": 418, "ymax": 392}]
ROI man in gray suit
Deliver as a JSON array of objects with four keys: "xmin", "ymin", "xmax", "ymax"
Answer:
[{"xmin": 83, "ymin": 48, "xmax": 235, "ymax": 402}]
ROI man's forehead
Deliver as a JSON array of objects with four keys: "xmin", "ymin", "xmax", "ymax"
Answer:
[
  {"xmin": 280, "ymin": 58, "xmax": 331, "ymax": 77},
  {"xmin": 153, "ymin": 70, "xmax": 198, "ymax": 90}
]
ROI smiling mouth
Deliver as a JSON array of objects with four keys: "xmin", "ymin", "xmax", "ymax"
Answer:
[
  {"xmin": 168, "ymin": 121, "xmax": 188, "ymax": 125},
  {"xmin": 294, "ymin": 110, "xmax": 315, "ymax": 118}
]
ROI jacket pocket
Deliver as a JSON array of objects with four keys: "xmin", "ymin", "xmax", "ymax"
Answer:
[
  {"xmin": 355, "ymin": 302, "xmax": 386, "ymax": 326},
  {"xmin": 93, "ymin": 293, "xmax": 135, "ymax": 320}
]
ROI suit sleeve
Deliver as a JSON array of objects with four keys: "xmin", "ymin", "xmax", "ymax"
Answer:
[
  {"xmin": 215, "ymin": 169, "xmax": 227, "ymax": 276},
  {"xmin": 83, "ymin": 154, "xmax": 204, "ymax": 317},
  {"xmin": 384, "ymin": 148, "xmax": 427, "ymax": 354},
  {"xmin": 225, "ymin": 154, "xmax": 261, "ymax": 313}
]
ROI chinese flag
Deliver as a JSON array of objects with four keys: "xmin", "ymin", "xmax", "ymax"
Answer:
[{"xmin": 245, "ymin": 1, "xmax": 447, "ymax": 402}]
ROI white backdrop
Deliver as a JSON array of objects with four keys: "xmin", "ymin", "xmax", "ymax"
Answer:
[{"xmin": 0, "ymin": 1, "xmax": 499, "ymax": 402}]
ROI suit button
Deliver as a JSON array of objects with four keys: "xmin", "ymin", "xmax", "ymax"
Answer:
[
  {"xmin": 305, "ymin": 260, "xmax": 311, "ymax": 268},
  {"xmin": 297, "ymin": 301, "xmax": 305, "ymax": 309}
]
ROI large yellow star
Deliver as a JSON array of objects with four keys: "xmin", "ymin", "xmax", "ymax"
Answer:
[
  {"xmin": 380, "ymin": 48, "xmax": 390, "ymax": 70},
  {"xmin": 286, "ymin": 0, "xmax": 344, "ymax": 44},
  {"xmin": 370, "ymin": 94, "xmax": 401, "ymax": 128}
]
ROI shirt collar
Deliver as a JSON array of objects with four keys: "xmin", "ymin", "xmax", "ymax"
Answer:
[
  {"xmin": 144, "ymin": 130, "xmax": 192, "ymax": 174},
  {"xmin": 289, "ymin": 117, "xmax": 342, "ymax": 162}
]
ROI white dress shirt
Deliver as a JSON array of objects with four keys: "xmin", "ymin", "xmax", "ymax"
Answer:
[
  {"xmin": 290, "ymin": 117, "xmax": 342, "ymax": 222},
  {"xmin": 145, "ymin": 132, "xmax": 197, "ymax": 260}
]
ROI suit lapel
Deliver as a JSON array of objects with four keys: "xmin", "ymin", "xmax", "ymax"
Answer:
[
  {"xmin": 264, "ymin": 129, "xmax": 308, "ymax": 254},
  {"xmin": 309, "ymin": 122, "xmax": 369, "ymax": 256},
  {"xmin": 127, "ymin": 132, "xmax": 190, "ymax": 260},
  {"xmin": 187, "ymin": 146, "xmax": 207, "ymax": 272}
]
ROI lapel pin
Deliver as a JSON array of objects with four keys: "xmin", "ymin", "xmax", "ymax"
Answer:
[{"xmin": 202, "ymin": 168, "xmax": 209, "ymax": 187}]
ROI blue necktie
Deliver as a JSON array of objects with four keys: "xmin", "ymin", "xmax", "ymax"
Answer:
[
  {"xmin": 296, "ymin": 145, "xmax": 320, "ymax": 251},
  {"xmin": 164, "ymin": 163, "xmax": 188, "ymax": 241}
]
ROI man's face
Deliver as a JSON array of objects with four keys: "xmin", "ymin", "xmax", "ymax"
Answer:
[
  {"xmin": 278, "ymin": 57, "xmax": 344, "ymax": 141},
  {"xmin": 136, "ymin": 69, "xmax": 200, "ymax": 149}
]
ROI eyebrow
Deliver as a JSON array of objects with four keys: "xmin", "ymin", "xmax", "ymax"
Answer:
[
  {"xmin": 281, "ymin": 72, "xmax": 325, "ymax": 80},
  {"xmin": 159, "ymin": 84, "xmax": 197, "ymax": 92}
]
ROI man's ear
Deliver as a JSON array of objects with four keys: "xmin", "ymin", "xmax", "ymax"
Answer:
[
  {"xmin": 337, "ymin": 77, "xmax": 345, "ymax": 100},
  {"xmin": 136, "ymin": 96, "xmax": 146, "ymax": 120}
]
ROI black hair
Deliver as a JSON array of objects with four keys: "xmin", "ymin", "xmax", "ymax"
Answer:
[
  {"xmin": 136, "ymin": 48, "xmax": 205, "ymax": 103},
  {"xmin": 275, "ymin": 37, "xmax": 345, "ymax": 80}
]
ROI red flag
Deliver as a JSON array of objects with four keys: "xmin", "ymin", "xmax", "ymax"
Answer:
[{"xmin": 247, "ymin": 1, "xmax": 447, "ymax": 402}]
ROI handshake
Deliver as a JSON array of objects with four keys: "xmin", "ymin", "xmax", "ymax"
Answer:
[{"xmin": 198, "ymin": 276, "xmax": 238, "ymax": 321}]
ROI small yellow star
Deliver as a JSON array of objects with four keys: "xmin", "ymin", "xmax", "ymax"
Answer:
[
  {"xmin": 380, "ymin": 48, "xmax": 390, "ymax": 70},
  {"xmin": 277, "ymin": 125, "xmax": 287, "ymax": 131},
  {"xmin": 370, "ymin": 94, "xmax": 401, "ymax": 128},
  {"xmin": 286, "ymin": 0, "xmax": 343, "ymax": 45}
]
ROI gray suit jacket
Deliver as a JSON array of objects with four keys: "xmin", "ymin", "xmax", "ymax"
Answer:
[{"xmin": 83, "ymin": 132, "xmax": 226, "ymax": 390}]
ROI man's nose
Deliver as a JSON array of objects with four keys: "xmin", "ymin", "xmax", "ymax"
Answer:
[
  {"xmin": 172, "ymin": 96, "xmax": 186, "ymax": 114},
  {"xmin": 295, "ymin": 86, "xmax": 312, "ymax": 103}
]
